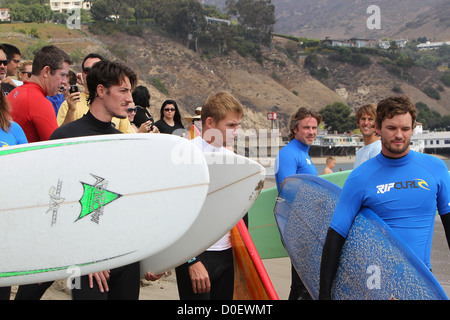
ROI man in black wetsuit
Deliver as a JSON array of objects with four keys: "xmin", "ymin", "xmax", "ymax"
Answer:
[
  {"xmin": 54, "ymin": 60, "xmax": 140, "ymax": 300},
  {"xmin": 15, "ymin": 60, "xmax": 140, "ymax": 300}
]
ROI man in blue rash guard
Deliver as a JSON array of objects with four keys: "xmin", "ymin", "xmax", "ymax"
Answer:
[
  {"xmin": 275, "ymin": 107, "xmax": 321, "ymax": 188},
  {"xmin": 319, "ymin": 96, "xmax": 450, "ymax": 300},
  {"xmin": 275, "ymin": 106, "xmax": 322, "ymax": 300}
]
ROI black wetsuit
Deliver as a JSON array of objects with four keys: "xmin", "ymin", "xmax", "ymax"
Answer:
[{"xmin": 15, "ymin": 111, "xmax": 140, "ymax": 300}]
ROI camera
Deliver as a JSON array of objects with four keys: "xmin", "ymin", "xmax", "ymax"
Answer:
[
  {"xmin": 69, "ymin": 85, "xmax": 79, "ymax": 93},
  {"xmin": 149, "ymin": 117, "xmax": 155, "ymax": 131}
]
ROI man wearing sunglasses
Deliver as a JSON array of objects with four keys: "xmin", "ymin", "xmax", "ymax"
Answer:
[
  {"xmin": 2, "ymin": 43, "xmax": 22, "ymax": 87},
  {"xmin": 7, "ymin": 45, "xmax": 73, "ymax": 142},
  {"xmin": 0, "ymin": 45, "xmax": 16, "ymax": 96}
]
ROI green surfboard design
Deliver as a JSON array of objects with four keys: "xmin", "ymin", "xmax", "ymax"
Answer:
[{"xmin": 78, "ymin": 181, "xmax": 122, "ymax": 221}]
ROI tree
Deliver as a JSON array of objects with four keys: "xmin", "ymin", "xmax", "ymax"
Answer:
[
  {"xmin": 442, "ymin": 73, "xmax": 450, "ymax": 87},
  {"xmin": 163, "ymin": 0, "xmax": 206, "ymax": 48},
  {"xmin": 416, "ymin": 102, "xmax": 441, "ymax": 129},
  {"xmin": 7, "ymin": 0, "xmax": 53, "ymax": 22},
  {"xmin": 395, "ymin": 53, "xmax": 414, "ymax": 77},
  {"xmin": 226, "ymin": 0, "xmax": 275, "ymax": 46},
  {"xmin": 90, "ymin": 0, "xmax": 112, "ymax": 21},
  {"xmin": 320, "ymin": 102, "xmax": 356, "ymax": 133}
]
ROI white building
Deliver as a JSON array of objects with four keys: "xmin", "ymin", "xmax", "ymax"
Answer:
[
  {"xmin": 417, "ymin": 41, "xmax": 450, "ymax": 51},
  {"xmin": 316, "ymin": 133, "xmax": 362, "ymax": 147},
  {"xmin": 0, "ymin": 8, "xmax": 10, "ymax": 21},
  {"xmin": 321, "ymin": 37, "xmax": 377, "ymax": 48},
  {"xmin": 378, "ymin": 39, "xmax": 408, "ymax": 49},
  {"xmin": 50, "ymin": 0, "xmax": 90, "ymax": 13},
  {"xmin": 410, "ymin": 124, "xmax": 450, "ymax": 154},
  {"xmin": 411, "ymin": 131, "xmax": 450, "ymax": 154},
  {"xmin": 205, "ymin": 16, "xmax": 231, "ymax": 26}
]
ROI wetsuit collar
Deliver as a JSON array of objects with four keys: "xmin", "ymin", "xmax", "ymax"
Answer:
[
  {"xmin": 378, "ymin": 150, "xmax": 414, "ymax": 166},
  {"xmin": 292, "ymin": 138, "xmax": 311, "ymax": 152},
  {"xmin": 84, "ymin": 110, "xmax": 116, "ymax": 130}
]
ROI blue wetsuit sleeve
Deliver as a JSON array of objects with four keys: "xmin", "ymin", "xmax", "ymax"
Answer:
[
  {"xmin": 437, "ymin": 168, "xmax": 450, "ymax": 216},
  {"xmin": 319, "ymin": 228, "xmax": 345, "ymax": 300},
  {"xmin": 274, "ymin": 149, "xmax": 299, "ymax": 191},
  {"xmin": 11, "ymin": 122, "xmax": 28, "ymax": 145}
]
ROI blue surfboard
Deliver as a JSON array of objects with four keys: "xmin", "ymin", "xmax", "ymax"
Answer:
[
  {"xmin": 274, "ymin": 174, "xmax": 448, "ymax": 300},
  {"xmin": 248, "ymin": 170, "xmax": 352, "ymax": 259}
]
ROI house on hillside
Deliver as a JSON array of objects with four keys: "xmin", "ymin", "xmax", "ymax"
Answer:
[
  {"xmin": 321, "ymin": 37, "xmax": 376, "ymax": 48},
  {"xmin": 417, "ymin": 41, "xmax": 450, "ymax": 50},
  {"xmin": 0, "ymin": 8, "xmax": 10, "ymax": 22},
  {"xmin": 378, "ymin": 39, "xmax": 408, "ymax": 49},
  {"xmin": 316, "ymin": 133, "xmax": 362, "ymax": 147},
  {"xmin": 348, "ymin": 38, "xmax": 377, "ymax": 48},
  {"xmin": 321, "ymin": 38, "xmax": 350, "ymax": 47},
  {"xmin": 205, "ymin": 16, "xmax": 231, "ymax": 26},
  {"xmin": 49, "ymin": 0, "xmax": 90, "ymax": 13}
]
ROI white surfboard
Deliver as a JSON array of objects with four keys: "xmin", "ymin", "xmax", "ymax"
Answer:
[
  {"xmin": 140, "ymin": 152, "xmax": 266, "ymax": 275},
  {"xmin": 0, "ymin": 134, "xmax": 209, "ymax": 287}
]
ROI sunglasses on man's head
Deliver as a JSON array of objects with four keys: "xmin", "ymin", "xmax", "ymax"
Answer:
[{"xmin": 0, "ymin": 59, "xmax": 9, "ymax": 66}]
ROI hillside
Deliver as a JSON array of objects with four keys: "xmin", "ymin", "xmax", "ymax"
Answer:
[
  {"xmin": 1, "ymin": 23, "xmax": 449, "ymax": 134},
  {"xmin": 92, "ymin": 28, "xmax": 450, "ymax": 132},
  {"xmin": 205, "ymin": 0, "xmax": 450, "ymax": 41},
  {"xmin": 273, "ymin": 0, "xmax": 450, "ymax": 41}
]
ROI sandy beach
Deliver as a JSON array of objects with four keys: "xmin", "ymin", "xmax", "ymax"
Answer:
[{"xmin": 8, "ymin": 155, "xmax": 450, "ymax": 301}]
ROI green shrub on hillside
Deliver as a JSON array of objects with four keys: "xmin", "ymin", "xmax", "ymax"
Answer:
[{"xmin": 423, "ymin": 86, "xmax": 441, "ymax": 100}]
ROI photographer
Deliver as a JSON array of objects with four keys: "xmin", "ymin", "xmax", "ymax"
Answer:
[{"xmin": 131, "ymin": 85, "xmax": 158, "ymax": 133}]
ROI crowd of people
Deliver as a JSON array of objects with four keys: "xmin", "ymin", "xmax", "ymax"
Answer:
[
  {"xmin": 1, "ymin": 43, "xmax": 450, "ymax": 301},
  {"xmin": 0, "ymin": 43, "xmax": 246, "ymax": 300}
]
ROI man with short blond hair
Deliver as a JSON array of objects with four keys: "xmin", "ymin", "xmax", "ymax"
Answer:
[
  {"xmin": 354, "ymin": 103, "xmax": 381, "ymax": 168},
  {"xmin": 176, "ymin": 92, "xmax": 244, "ymax": 300}
]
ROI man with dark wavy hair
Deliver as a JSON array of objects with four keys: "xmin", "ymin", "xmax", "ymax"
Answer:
[
  {"xmin": 274, "ymin": 106, "xmax": 322, "ymax": 300},
  {"xmin": 15, "ymin": 60, "xmax": 140, "ymax": 300},
  {"xmin": 319, "ymin": 96, "xmax": 450, "ymax": 299}
]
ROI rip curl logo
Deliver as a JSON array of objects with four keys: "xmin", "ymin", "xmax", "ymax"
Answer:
[
  {"xmin": 376, "ymin": 183, "xmax": 395, "ymax": 194},
  {"xmin": 77, "ymin": 174, "xmax": 122, "ymax": 224},
  {"xmin": 415, "ymin": 179, "xmax": 430, "ymax": 190},
  {"xmin": 377, "ymin": 179, "xmax": 430, "ymax": 194}
]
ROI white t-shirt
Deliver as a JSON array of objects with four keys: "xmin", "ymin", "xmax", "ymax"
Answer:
[
  {"xmin": 353, "ymin": 139, "xmax": 382, "ymax": 168},
  {"xmin": 192, "ymin": 136, "xmax": 233, "ymax": 251}
]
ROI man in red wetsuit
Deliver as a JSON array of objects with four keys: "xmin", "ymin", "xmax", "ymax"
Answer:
[{"xmin": 7, "ymin": 45, "xmax": 72, "ymax": 142}]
